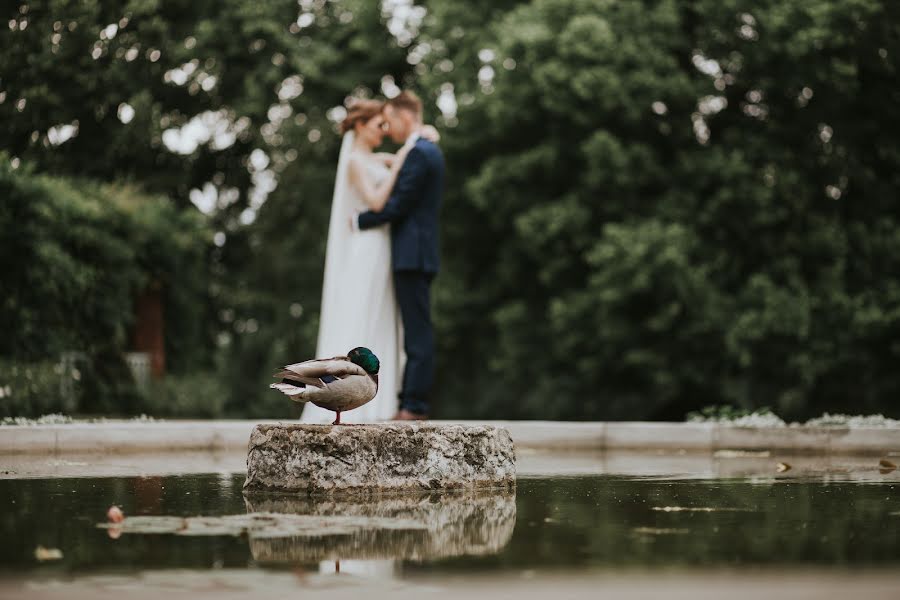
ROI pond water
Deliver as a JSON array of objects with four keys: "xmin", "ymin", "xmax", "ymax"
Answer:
[{"xmin": 2, "ymin": 470, "xmax": 899, "ymax": 579}]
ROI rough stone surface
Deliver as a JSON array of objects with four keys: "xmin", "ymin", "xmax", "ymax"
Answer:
[{"xmin": 243, "ymin": 423, "xmax": 516, "ymax": 495}]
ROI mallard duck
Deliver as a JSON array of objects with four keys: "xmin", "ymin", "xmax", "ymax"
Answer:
[{"xmin": 269, "ymin": 347, "xmax": 380, "ymax": 425}]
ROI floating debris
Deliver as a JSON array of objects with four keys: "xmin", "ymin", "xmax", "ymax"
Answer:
[
  {"xmin": 97, "ymin": 512, "xmax": 428, "ymax": 538},
  {"xmin": 713, "ymin": 450, "xmax": 771, "ymax": 458},
  {"xmin": 776, "ymin": 462, "xmax": 792, "ymax": 473},
  {"xmin": 651, "ymin": 506, "xmax": 755, "ymax": 513},
  {"xmin": 34, "ymin": 546, "xmax": 63, "ymax": 561},
  {"xmin": 107, "ymin": 505, "xmax": 125, "ymax": 523},
  {"xmin": 632, "ymin": 527, "xmax": 689, "ymax": 535}
]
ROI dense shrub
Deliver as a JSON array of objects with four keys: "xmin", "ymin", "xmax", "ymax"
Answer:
[
  {"xmin": 141, "ymin": 373, "xmax": 229, "ymax": 419},
  {"xmin": 417, "ymin": 0, "xmax": 900, "ymax": 421},
  {"xmin": 0, "ymin": 159, "xmax": 217, "ymax": 417},
  {"xmin": 0, "ymin": 359, "xmax": 73, "ymax": 419}
]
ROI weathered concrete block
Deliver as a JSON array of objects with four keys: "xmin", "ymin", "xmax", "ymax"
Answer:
[
  {"xmin": 715, "ymin": 425, "xmax": 831, "ymax": 452},
  {"xmin": 606, "ymin": 422, "xmax": 715, "ymax": 451},
  {"xmin": 243, "ymin": 423, "xmax": 516, "ymax": 494}
]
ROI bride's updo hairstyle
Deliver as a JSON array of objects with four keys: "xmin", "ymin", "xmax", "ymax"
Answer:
[{"xmin": 339, "ymin": 99, "xmax": 384, "ymax": 135}]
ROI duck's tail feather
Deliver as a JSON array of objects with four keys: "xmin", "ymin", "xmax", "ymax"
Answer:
[{"xmin": 269, "ymin": 381, "xmax": 310, "ymax": 403}]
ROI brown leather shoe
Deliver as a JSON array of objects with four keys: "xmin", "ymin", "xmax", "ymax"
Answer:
[{"xmin": 393, "ymin": 409, "xmax": 428, "ymax": 421}]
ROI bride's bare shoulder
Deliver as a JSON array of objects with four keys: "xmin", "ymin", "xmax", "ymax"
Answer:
[
  {"xmin": 349, "ymin": 151, "xmax": 376, "ymax": 164},
  {"xmin": 350, "ymin": 151, "xmax": 390, "ymax": 171},
  {"xmin": 348, "ymin": 151, "xmax": 371, "ymax": 171}
]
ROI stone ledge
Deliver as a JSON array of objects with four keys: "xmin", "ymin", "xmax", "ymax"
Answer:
[
  {"xmin": 715, "ymin": 425, "xmax": 900, "ymax": 454},
  {"xmin": 0, "ymin": 420, "xmax": 263, "ymax": 455},
  {"xmin": 605, "ymin": 422, "xmax": 715, "ymax": 451},
  {"xmin": 243, "ymin": 423, "xmax": 516, "ymax": 495},
  {"xmin": 1, "ymin": 420, "xmax": 899, "ymax": 455}
]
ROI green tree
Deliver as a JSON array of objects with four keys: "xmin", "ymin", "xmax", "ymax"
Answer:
[
  {"xmin": 415, "ymin": 0, "xmax": 900, "ymax": 420},
  {"xmin": 3, "ymin": 0, "xmax": 899, "ymax": 420},
  {"xmin": 0, "ymin": 158, "xmax": 212, "ymax": 416},
  {"xmin": 2, "ymin": 1, "xmax": 415, "ymax": 417}
]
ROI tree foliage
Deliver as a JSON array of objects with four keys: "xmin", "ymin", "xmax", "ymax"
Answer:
[
  {"xmin": 2, "ymin": 0, "xmax": 899, "ymax": 420},
  {"xmin": 0, "ymin": 158, "xmax": 213, "ymax": 416},
  {"xmin": 415, "ymin": 0, "xmax": 900, "ymax": 419}
]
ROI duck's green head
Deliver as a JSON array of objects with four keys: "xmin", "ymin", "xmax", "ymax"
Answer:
[{"xmin": 348, "ymin": 347, "xmax": 380, "ymax": 375}]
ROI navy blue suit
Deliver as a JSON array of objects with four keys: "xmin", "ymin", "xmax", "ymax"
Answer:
[{"xmin": 358, "ymin": 138, "xmax": 444, "ymax": 415}]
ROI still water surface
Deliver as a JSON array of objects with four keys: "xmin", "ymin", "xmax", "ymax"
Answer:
[{"xmin": 2, "ymin": 473, "xmax": 899, "ymax": 577}]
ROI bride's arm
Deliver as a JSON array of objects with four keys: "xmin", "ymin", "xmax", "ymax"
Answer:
[
  {"xmin": 348, "ymin": 146, "xmax": 412, "ymax": 213},
  {"xmin": 373, "ymin": 152, "xmax": 397, "ymax": 167}
]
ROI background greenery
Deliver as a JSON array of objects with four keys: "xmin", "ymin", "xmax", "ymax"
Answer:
[{"xmin": 2, "ymin": 0, "xmax": 899, "ymax": 420}]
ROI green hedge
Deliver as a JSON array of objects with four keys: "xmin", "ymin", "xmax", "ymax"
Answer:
[
  {"xmin": 0, "ymin": 359, "xmax": 72, "ymax": 419},
  {"xmin": 0, "ymin": 356, "xmax": 230, "ymax": 419},
  {"xmin": 0, "ymin": 158, "xmax": 216, "ymax": 417}
]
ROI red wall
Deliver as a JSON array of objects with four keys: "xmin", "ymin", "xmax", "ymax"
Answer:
[{"xmin": 132, "ymin": 282, "xmax": 165, "ymax": 378}]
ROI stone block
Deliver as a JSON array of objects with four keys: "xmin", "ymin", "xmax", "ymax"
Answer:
[
  {"xmin": 715, "ymin": 425, "xmax": 831, "ymax": 452},
  {"xmin": 825, "ymin": 427, "xmax": 900, "ymax": 454},
  {"xmin": 243, "ymin": 423, "xmax": 516, "ymax": 495},
  {"xmin": 605, "ymin": 422, "xmax": 715, "ymax": 451},
  {"xmin": 496, "ymin": 421, "xmax": 606, "ymax": 450},
  {"xmin": 0, "ymin": 426, "xmax": 57, "ymax": 455}
]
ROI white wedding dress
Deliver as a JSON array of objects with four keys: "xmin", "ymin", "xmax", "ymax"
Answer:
[{"xmin": 301, "ymin": 132, "xmax": 403, "ymax": 423}]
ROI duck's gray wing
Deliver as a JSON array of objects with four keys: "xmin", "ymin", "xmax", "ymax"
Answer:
[{"xmin": 274, "ymin": 356, "xmax": 366, "ymax": 388}]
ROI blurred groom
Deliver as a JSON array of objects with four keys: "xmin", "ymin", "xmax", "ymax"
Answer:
[{"xmin": 355, "ymin": 91, "xmax": 445, "ymax": 420}]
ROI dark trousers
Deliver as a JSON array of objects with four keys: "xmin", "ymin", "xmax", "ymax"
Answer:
[{"xmin": 394, "ymin": 270, "xmax": 435, "ymax": 415}]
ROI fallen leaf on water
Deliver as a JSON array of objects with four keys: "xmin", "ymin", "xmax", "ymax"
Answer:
[
  {"xmin": 776, "ymin": 462, "xmax": 792, "ymax": 473},
  {"xmin": 34, "ymin": 546, "xmax": 63, "ymax": 561},
  {"xmin": 107, "ymin": 505, "xmax": 125, "ymax": 523},
  {"xmin": 632, "ymin": 527, "xmax": 689, "ymax": 535},
  {"xmin": 652, "ymin": 506, "xmax": 755, "ymax": 513},
  {"xmin": 713, "ymin": 450, "xmax": 771, "ymax": 458},
  {"xmin": 96, "ymin": 513, "xmax": 428, "ymax": 538}
]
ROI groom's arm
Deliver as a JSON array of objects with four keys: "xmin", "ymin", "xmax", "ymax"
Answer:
[{"xmin": 358, "ymin": 147, "xmax": 428, "ymax": 230}]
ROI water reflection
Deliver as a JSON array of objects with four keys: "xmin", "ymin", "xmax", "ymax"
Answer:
[
  {"xmin": 1, "ymin": 472, "xmax": 899, "ymax": 575},
  {"xmin": 243, "ymin": 490, "xmax": 517, "ymax": 563}
]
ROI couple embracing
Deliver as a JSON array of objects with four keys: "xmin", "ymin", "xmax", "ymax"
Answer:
[{"xmin": 301, "ymin": 91, "xmax": 445, "ymax": 423}]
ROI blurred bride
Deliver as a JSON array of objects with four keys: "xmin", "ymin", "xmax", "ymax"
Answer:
[{"xmin": 301, "ymin": 99, "xmax": 436, "ymax": 423}]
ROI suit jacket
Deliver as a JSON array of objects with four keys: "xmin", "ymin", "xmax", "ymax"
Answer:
[{"xmin": 358, "ymin": 138, "xmax": 444, "ymax": 273}]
